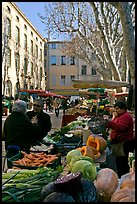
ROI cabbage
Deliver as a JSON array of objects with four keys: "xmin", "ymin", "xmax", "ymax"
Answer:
[
  {"xmin": 71, "ymin": 160, "xmax": 97, "ymax": 181},
  {"xmin": 66, "ymin": 149, "xmax": 82, "ymax": 164},
  {"xmin": 69, "ymin": 156, "xmax": 94, "ymax": 171}
]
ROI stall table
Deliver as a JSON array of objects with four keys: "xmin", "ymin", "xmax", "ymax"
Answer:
[{"xmin": 61, "ymin": 114, "xmax": 78, "ymax": 127}]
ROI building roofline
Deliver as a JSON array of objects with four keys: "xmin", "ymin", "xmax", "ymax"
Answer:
[{"xmin": 10, "ymin": 2, "xmax": 46, "ymax": 42}]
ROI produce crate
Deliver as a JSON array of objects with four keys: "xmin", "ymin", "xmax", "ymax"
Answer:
[
  {"xmin": 8, "ymin": 152, "xmax": 61, "ymax": 170},
  {"xmin": 55, "ymin": 143, "xmax": 83, "ymax": 156}
]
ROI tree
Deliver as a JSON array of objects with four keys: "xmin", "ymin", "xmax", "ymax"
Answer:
[
  {"xmin": 38, "ymin": 2, "xmax": 135, "ymax": 107},
  {"xmin": 38, "ymin": 2, "xmax": 134, "ymax": 79}
]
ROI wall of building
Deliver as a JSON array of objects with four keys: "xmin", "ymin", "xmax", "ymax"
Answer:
[
  {"xmin": 2, "ymin": 2, "xmax": 46, "ymax": 97},
  {"xmin": 45, "ymin": 41, "xmax": 101, "ymax": 96}
]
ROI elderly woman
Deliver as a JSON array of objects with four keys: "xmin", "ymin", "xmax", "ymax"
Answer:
[{"xmin": 3, "ymin": 100, "xmax": 40, "ymax": 154}]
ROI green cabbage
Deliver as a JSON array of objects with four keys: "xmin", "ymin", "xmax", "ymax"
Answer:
[
  {"xmin": 71, "ymin": 160, "xmax": 97, "ymax": 181},
  {"xmin": 69, "ymin": 156, "xmax": 94, "ymax": 171},
  {"xmin": 66, "ymin": 149, "xmax": 82, "ymax": 164}
]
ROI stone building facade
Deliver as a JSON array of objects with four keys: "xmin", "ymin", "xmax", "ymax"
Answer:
[
  {"xmin": 45, "ymin": 41, "xmax": 101, "ymax": 96},
  {"xmin": 2, "ymin": 2, "xmax": 46, "ymax": 97}
]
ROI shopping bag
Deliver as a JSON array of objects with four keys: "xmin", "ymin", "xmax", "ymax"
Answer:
[{"xmin": 112, "ymin": 142, "xmax": 125, "ymax": 157}]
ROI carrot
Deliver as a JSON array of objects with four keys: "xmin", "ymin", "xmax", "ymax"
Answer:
[
  {"xmin": 22, "ymin": 158, "xmax": 26, "ymax": 166},
  {"xmin": 38, "ymin": 163, "xmax": 44, "ymax": 167},
  {"xmin": 21, "ymin": 151, "xmax": 27, "ymax": 155},
  {"xmin": 13, "ymin": 160, "xmax": 24, "ymax": 166},
  {"xmin": 45, "ymin": 156, "xmax": 58, "ymax": 165}
]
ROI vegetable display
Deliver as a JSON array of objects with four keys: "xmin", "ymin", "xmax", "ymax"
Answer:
[
  {"xmin": 54, "ymin": 172, "xmax": 82, "ymax": 195},
  {"xmin": 86, "ymin": 135, "xmax": 107, "ymax": 153},
  {"xmin": 68, "ymin": 155, "xmax": 94, "ymax": 171},
  {"xmin": 72, "ymin": 178, "xmax": 98, "ymax": 202},
  {"xmin": 77, "ymin": 145, "xmax": 100, "ymax": 160},
  {"xmin": 94, "ymin": 168, "xmax": 119, "ymax": 202},
  {"xmin": 2, "ymin": 167, "xmax": 63, "ymax": 202},
  {"xmin": 66, "ymin": 149, "xmax": 82, "ymax": 164},
  {"xmin": 110, "ymin": 189, "xmax": 135, "ymax": 202},
  {"xmin": 11, "ymin": 151, "xmax": 60, "ymax": 168},
  {"xmin": 71, "ymin": 160, "xmax": 97, "ymax": 181},
  {"xmin": 44, "ymin": 192, "xmax": 75, "ymax": 202},
  {"xmin": 40, "ymin": 174, "xmax": 97, "ymax": 202}
]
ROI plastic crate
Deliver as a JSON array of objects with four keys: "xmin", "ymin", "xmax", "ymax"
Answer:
[
  {"xmin": 55, "ymin": 143, "xmax": 83, "ymax": 156},
  {"xmin": 8, "ymin": 152, "xmax": 61, "ymax": 170}
]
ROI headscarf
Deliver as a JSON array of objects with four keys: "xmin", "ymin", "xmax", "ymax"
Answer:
[{"xmin": 12, "ymin": 100, "xmax": 27, "ymax": 113}]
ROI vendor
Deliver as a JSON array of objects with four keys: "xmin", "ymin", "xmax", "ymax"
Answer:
[{"xmin": 27, "ymin": 99, "xmax": 52, "ymax": 143}]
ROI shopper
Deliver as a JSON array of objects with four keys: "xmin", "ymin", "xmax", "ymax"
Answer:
[
  {"xmin": 3, "ymin": 100, "xmax": 40, "ymax": 154},
  {"xmin": 27, "ymin": 99, "xmax": 52, "ymax": 143},
  {"xmin": 106, "ymin": 100, "xmax": 135, "ymax": 178},
  {"xmin": 62, "ymin": 98, "xmax": 68, "ymax": 114},
  {"xmin": 53, "ymin": 97, "xmax": 60, "ymax": 117}
]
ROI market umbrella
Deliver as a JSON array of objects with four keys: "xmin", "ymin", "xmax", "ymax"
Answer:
[
  {"xmin": 19, "ymin": 89, "xmax": 45, "ymax": 94},
  {"xmin": 72, "ymin": 79, "xmax": 130, "ymax": 89},
  {"xmin": 73, "ymin": 79, "xmax": 130, "ymax": 116},
  {"xmin": 38, "ymin": 91, "xmax": 58, "ymax": 97}
]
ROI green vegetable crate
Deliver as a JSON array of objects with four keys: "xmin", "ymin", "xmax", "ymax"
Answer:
[
  {"xmin": 7, "ymin": 152, "xmax": 61, "ymax": 170},
  {"xmin": 55, "ymin": 143, "xmax": 83, "ymax": 156}
]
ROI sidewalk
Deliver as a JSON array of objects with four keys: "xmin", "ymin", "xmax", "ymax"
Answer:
[{"xmin": 47, "ymin": 109, "xmax": 63, "ymax": 134}]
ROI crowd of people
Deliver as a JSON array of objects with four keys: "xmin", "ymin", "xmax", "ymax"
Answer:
[{"xmin": 2, "ymin": 93, "xmax": 135, "ymax": 179}]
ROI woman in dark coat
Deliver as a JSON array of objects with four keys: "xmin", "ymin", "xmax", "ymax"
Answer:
[{"xmin": 3, "ymin": 100, "xmax": 40, "ymax": 153}]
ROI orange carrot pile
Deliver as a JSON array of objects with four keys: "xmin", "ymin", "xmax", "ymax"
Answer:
[{"xmin": 12, "ymin": 151, "xmax": 60, "ymax": 167}]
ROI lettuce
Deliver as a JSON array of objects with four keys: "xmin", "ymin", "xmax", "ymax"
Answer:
[
  {"xmin": 69, "ymin": 156, "xmax": 94, "ymax": 171},
  {"xmin": 66, "ymin": 149, "xmax": 82, "ymax": 164},
  {"xmin": 71, "ymin": 160, "xmax": 97, "ymax": 181}
]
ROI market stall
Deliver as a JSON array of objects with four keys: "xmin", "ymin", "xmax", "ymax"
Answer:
[{"xmin": 2, "ymin": 84, "xmax": 135, "ymax": 202}]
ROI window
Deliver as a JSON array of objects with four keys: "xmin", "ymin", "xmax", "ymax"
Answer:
[
  {"xmin": 51, "ymin": 43, "xmax": 56, "ymax": 49},
  {"xmin": 36, "ymin": 65, "xmax": 38, "ymax": 78},
  {"xmin": 7, "ymin": 47, "xmax": 11, "ymax": 67},
  {"xmin": 81, "ymin": 65, "xmax": 87, "ymax": 75},
  {"xmin": 30, "ymin": 40, "xmax": 33, "ymax": 55},
  {"xmin": 15, "ymin": 53, "xmax": 20, "ymax": 73},
  {"xmin": 44, "ymin": 59, "xmax": 47, "ymax": 68},
  {"xmin": 44, "ymin": 49, "xmax": 47, "ymax": 56},
  {"xmin": 51, "ymin": 55, "xmax": 56, "ymax": 65},
  {"xmin": 36, "ymin": 37, "xmax": 38, "ymax": 41},
  {"xmin": 40, "ymin": 49, "xmax": 42, "ymax": 61},
  {"xmin": 7, "ymin": 6, "xmax": 11, "ymax": 13},
  {"xmin": 40, "ymin": 41, "xmax": 42, "ymax": 46},
  {"xmin": 6, "ymin": 18, "xmax": 11, "ymax": 38},
  {"xmin": 61, "ymin": 56, "xmax": 66, "ymax": 65},
  {"xmin": 70, "ymin": 56, "xmax": 75, "ymax": 65},
  {"xmin": 35, "ymin": 45, "xmax": 38, "ymax": 58},
  {"xmin": 70, "ymin": 75, "xmax": 75, "ymax": 84},
  {"xmin": 30, "ymin": 62, "xmax": 33, "ymax": 76},
  {"xmin": 15, "ymin": 26, "xmax": 20, "ymax": 44},
  {"xmin": 91, "ymin": 68, "xmax": 96, "ymax": 75},
  {"xmin": 24, "ymin": 34, "xmax": 27, "ymax": 50},
  {"xmin": 61, "ymin": 75, "xmax": 66, "ymax": 86},
  {"xmin": 24, "ymin": 58, "xmax": 27, "ymax": 75},
  {"xmin": 24, "ymin": 24, "xmax": 27, "ymax": 30},
  {"xmin": 40, "ymin": 67, "xmax": 43, "ymax": 81},
  {"xmin": 16, "ymin": 16, "xmax": 19, "ymax": 22},
  {"xmin": 52, "ymin": 75, "xmax": 56, "ymax": 86},
  {"xmin": 31, "ymin": 31, "xmax": 33, "ymax": 36}
]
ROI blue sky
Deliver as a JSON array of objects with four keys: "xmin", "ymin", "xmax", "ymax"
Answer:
[{"xmin": 15, "ymin": 2, "xmax": 48, "ymax": 38}]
